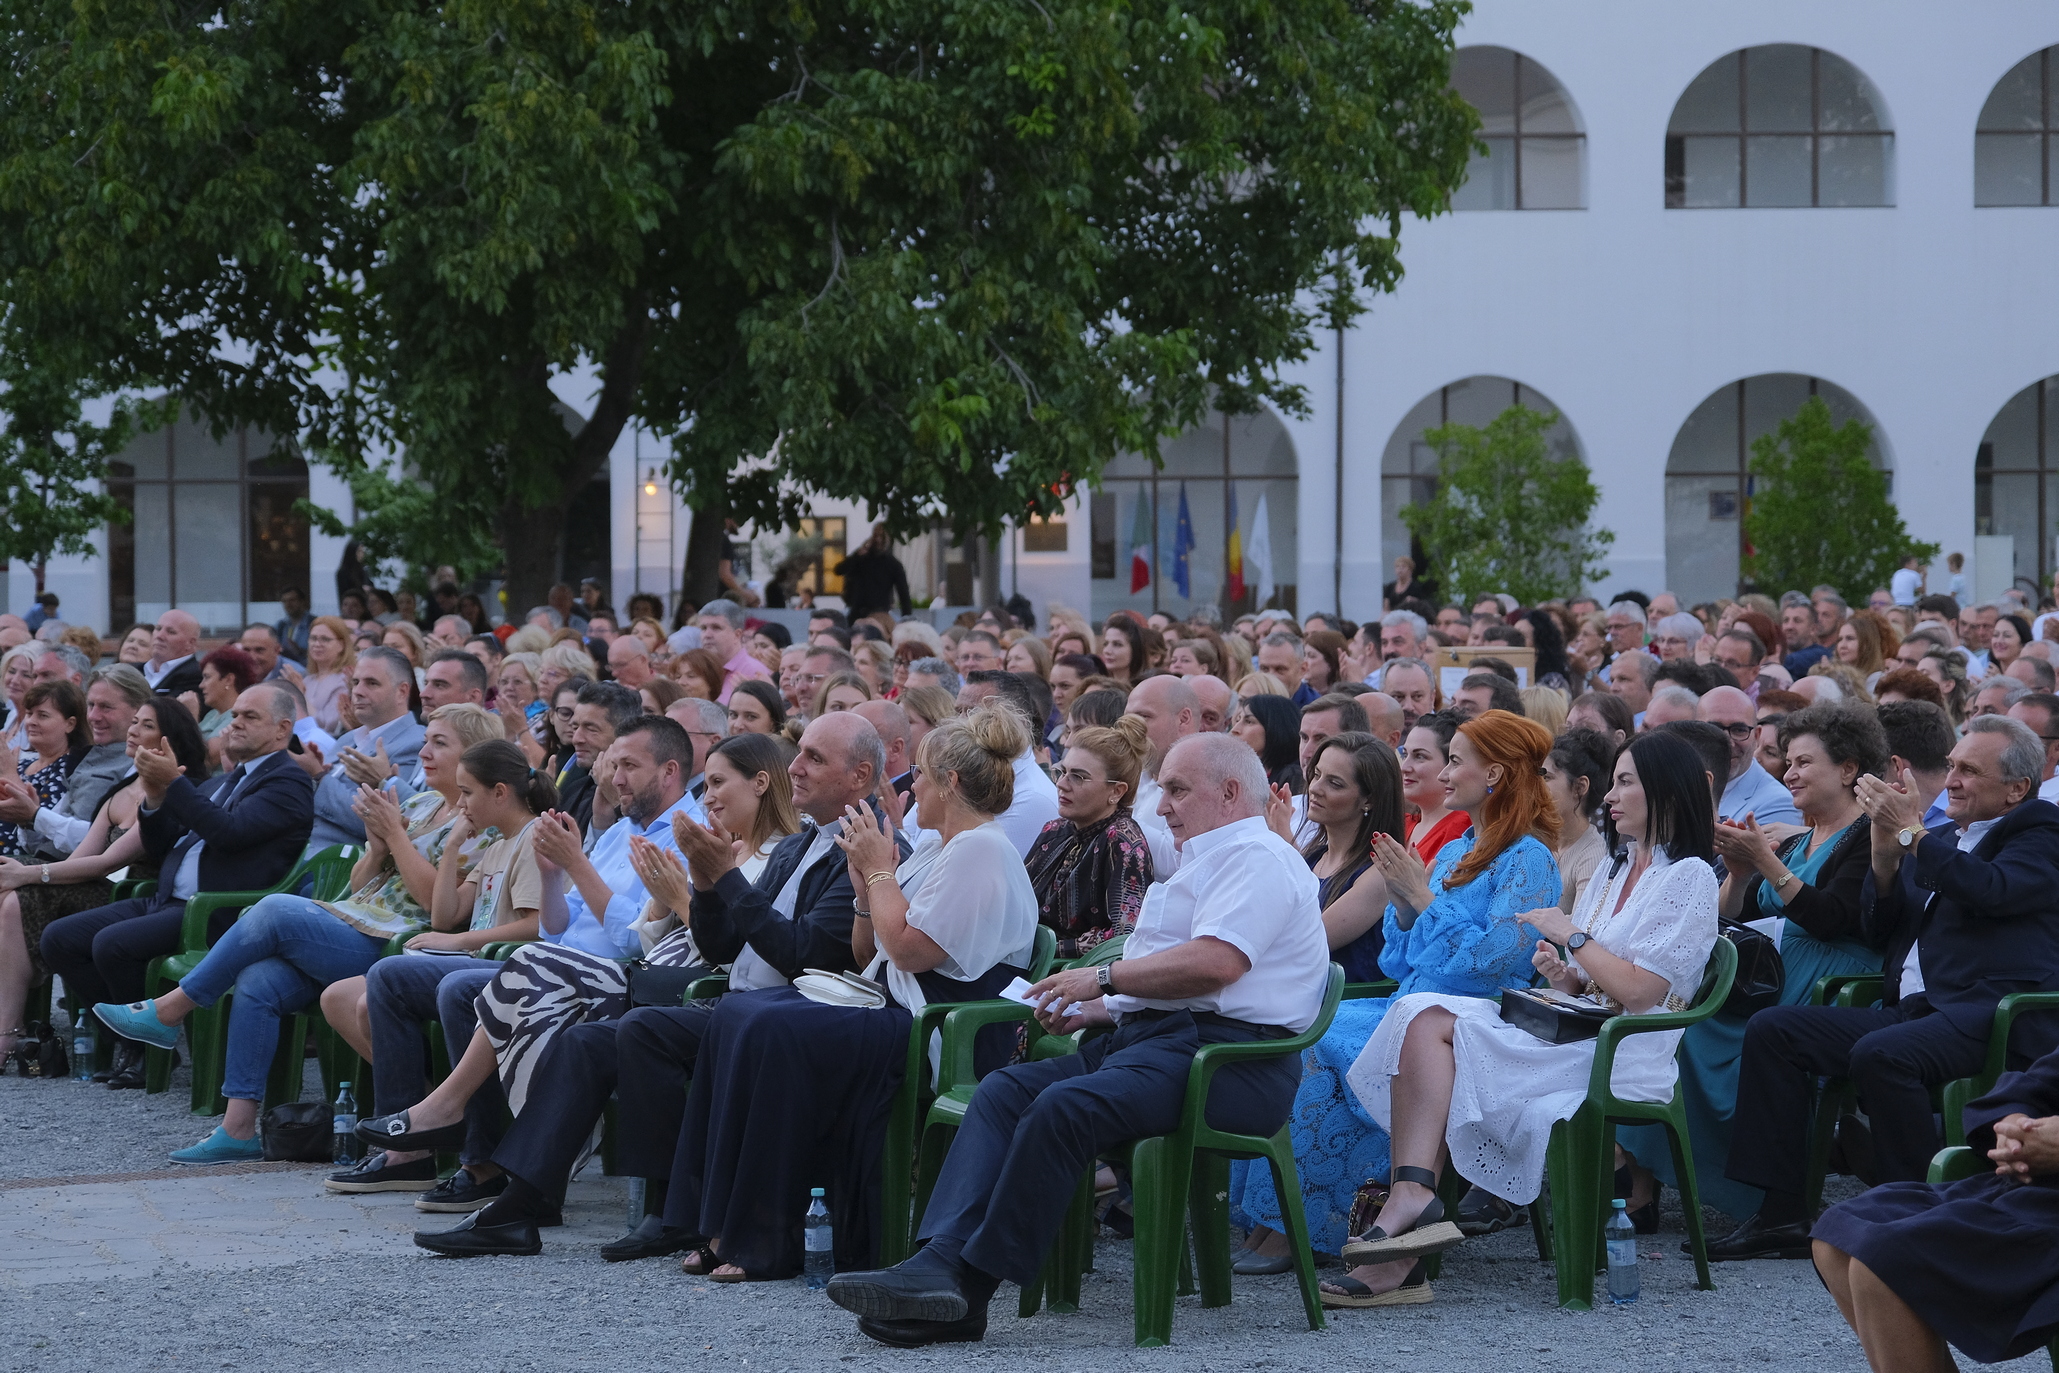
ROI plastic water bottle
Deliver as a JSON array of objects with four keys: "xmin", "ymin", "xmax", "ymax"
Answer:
[
  {"xmin": 627, "ymin": 1176, "xmax": 647, "ymax": 1229},
  {"xmin": 1605, "ymin": 1198, "xmax": 1639, "ymax": 1305},
  {"xmin": 71, "ymin": 1016, "xmax": 94, "ymax": 1082},
  {"xmin": 804, "ymin": 1188, "xmax": 834, "ymax": 1289},
  {"xmin": 332, "ymin": 1082, "xmax": 361, "ymax": 1164}
]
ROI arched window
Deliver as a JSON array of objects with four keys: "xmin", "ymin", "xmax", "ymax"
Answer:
[
  {"xmin": 1666, "ymin": 46, "xmax": 1894, "ymax": 207},
  {"xmin": 1381, "ymin": 376, "xmax": 1583, "ymax": 573},
  {"xmin": 1449, "ymin": 47, "xmax": 1585, "ymax": 210},
  {"xmin": 1975, "ymin": 377, "xmax": 2059, "ymax": 595},
  {"xmin": 1976, "ymin": 47, "xmax": 2057, "ymax": 206},
  {"xmin": 1665, "ymin": 375, "xmax": 1888, "ymax": 600},
  {"xmin": 1088, "ymin": 408, "xmax": 1298, "ymax": 620}
]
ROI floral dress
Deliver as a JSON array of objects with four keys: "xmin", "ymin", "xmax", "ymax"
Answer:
[
  {"xmin": 312, "ymin": 790, "xmax": 463, "ymax": 941},
  {"xmin": 0, "ymin": 753, "xmax": 75, "ymax": 859}
]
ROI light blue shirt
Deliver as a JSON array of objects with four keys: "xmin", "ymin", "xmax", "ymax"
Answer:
[
  {"xmin": 544, "ymin": 790, "xmax": 707, "ymax": 958},
  {"xmin": 1720, "ymin": 759, "xmax": 1800, "ymax": 827}
]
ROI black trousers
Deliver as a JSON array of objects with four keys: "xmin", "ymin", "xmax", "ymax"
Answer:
[
  {"xmin": 40, "ymin": 896, "xmax": 223, "ymax": 1012},
  {"xmin": 494, "ymin": 1002, "xmax": 714, "ymax": 1199},
  {"xmin": 917, "ymin": 1011, "xmax": 1299, "ymax": 1287},
  {"xmin": 1726, "ymin": 1000, "xmax": 1988, "ymax": 1195}
]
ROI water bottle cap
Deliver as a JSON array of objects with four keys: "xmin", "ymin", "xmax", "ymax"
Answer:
[
  {"xmin": 811, "ymin": 1187, "xmax": 825, "ymax": 1197},
  {"xmin": 1611, "ymin": 1198, "xmax": 1627, "ymax": 1209}
]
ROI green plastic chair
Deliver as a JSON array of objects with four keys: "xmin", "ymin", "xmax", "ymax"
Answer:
[
  {"xmin": 1343, "ymin": 979, "xmax": 1399, "ymax": 1001},
  {"xmin": 141, "ymin": 845, "xmax": 359, "ymax": 1111},
  {"xmin": 1929, "ymin": 1146, "xmax": 2059, "ymax": 1370},
  {"xmin": 876, "ymin": 924, "xmax": 1058, "ymax": 1264},
  {"xmin": 1801, "ymin": 973, "xmax": 1884, "ymax": 1214},
  {"xmin": 1531, "ymin": 938, "xmax": 1736, "ymax": 1311}
]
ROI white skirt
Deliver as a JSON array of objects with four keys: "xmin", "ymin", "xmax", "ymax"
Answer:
[{"xmin": 1345, "ymin": 992, "xmax": 1685, "ymax": 1206}]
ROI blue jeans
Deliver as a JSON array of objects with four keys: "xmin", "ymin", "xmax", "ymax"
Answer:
[{"xmin": 179, "ymin": 894, "xmax": 387, "ymax": 1103}]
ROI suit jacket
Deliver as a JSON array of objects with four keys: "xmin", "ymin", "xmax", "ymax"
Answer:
[
  {"xmin": 691, "ymin": 812, "xmax": 913, "ymax": 982},
  {"xmin": 556, "ymin": 762, "xmax": 596, "ymax": 836},
  {"xmin": 140, "ymin": 751, "xmax": 316, "ymax": 901},
  {"xmin": 152, "ymin": 658, "xmax": 204, "ymax": 699},
  {"xmin": 308, "ymin": 714, "xmax": 427, "ymax": 851},
  {"xmin": 1860, "ymin": 798, "xmax": 2059, "ymax": 1048}
]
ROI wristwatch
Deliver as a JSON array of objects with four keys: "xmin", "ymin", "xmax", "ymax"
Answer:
[
  {"xmin": 1097, "ymin": 961, "xmax": 1118, "ymax": 993},
  {"xmin": 1565, "ymin": 931, "xmax": 1589, "ymax": 952},
  {"xmin": 1897, "ymin": 826, "xmax": 1921, "ymax": 849}
]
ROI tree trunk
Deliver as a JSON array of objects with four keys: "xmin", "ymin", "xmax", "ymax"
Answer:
[
  {"xmin": 499, "ymin": 498, "xmax": 565, "ymax": 621},
  {"xmin": 682, "ymin": 491, "xmax": 727, "ymax": 608}
]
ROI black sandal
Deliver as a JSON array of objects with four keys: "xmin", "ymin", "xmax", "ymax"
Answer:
[
  {"xmin": 1320, "ymin": 1260, "xmax": 1433, "ymax": 1308},
  {"xmin": 1340, "ymin": 1167, "xmax": 1465, "ymax": 1263},
  {"xmin": 680, "ymin": 1246, "xmax": 719, "ymax": 1276},
  {"xmin": 1616, "ymin": 1164, "xmax": 1659, "ymax": 1235}
]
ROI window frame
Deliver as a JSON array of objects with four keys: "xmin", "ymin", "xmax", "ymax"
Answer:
[
  {"xmin": 1665, "ymin": 46, "xmax": 1895, "ymax": 208},
  {"xmin": 1452, "ymin": 47, "xmax": 1586, "ymax": 211},
  {"xmin": 1975, "ymin": 47, "xmax": 2055, "ymax": 207}
]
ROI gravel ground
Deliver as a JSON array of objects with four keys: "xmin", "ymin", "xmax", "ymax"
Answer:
[{"xmin": 0, "ymin": 1050, "xmax": 2038, "ymax": 1373}]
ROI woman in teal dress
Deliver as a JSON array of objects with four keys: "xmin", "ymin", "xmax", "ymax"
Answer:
[
  {"xmin": 1230, "ymin": 709, "xmax": 1562, "ymax": 1267},
  {"xmin": 1619, "ymin": 701, "xmax": 1888, "ymax": 1221}
]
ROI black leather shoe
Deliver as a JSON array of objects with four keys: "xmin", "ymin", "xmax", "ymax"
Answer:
[
  {"xmin": 856, "ymin": 1310, "xmax": 988, "ymax": 1348},
  {"xmin": 105, "ymin": 1040, "xmax": 157, "ymax": 1090},
  {"xmin": 327, "ymin": 1151, "xmax": 437, "ymax": 1193},
  {"xmin": 413, "ymin": 1212, "xmax": 543, "ymax": 1257},
  {"xmin": 357, "ymin": 1108, "xmax": 467, "ymax": 1151},
  {"xmin": 827, "ymin": 1263, "xmax": 970, "ymax": 1323},
  {"xmin": 1697, "ymin": 1212, "xmax": 1813, "ymax": 1261},
  {"xmin": 601, "ymin": 1214, "xmax": 703, "ymax": 1262}
]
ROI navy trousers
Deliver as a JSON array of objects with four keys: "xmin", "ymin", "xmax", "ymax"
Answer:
[
  {"xmin": 918, "ymin": 1011, "xmax": 1299, "ymax": 1287},
  {"xmin": 41, "ymin": 896, "xmax": 222, "ymax": 1012},
  {"xmin": 494, "ymin": 1002, "xmax": 714, "ymax": 1199},
  {"xmin": 364, "ymin": 955, "xmax": 505, "ymax": 1167}
]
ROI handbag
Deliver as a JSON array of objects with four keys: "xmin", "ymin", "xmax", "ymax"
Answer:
[
  {"xmin": 1499, "ymin": 987, "xmax": 1615, "ymax": 1045},
  {"xmin": 12, "ymin": 1021, "xmax": 66, "ymax": 1078},
  {"xmin": 259, "ymin": 1100, "xmax": 336, "ymax": 1162},
  {"xmin": 1720, "ymin": 918, "xmax": 1785, "ymax": 1017},
  {"xmin": 793, "ymin": 969, "xmax": 888, "ymax": 1009}
]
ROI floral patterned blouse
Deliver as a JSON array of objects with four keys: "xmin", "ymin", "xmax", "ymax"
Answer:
[
  {"xmin": 1024, "ymin": 812, "xmax": 1154, "ymax": 959},
  {"xmin": 315, "ymin": 789, "xmax": 465, "ymax": 940},
  {"xmin": 0, "ymin": 752, "xmax": 75, "ymax": 859}
]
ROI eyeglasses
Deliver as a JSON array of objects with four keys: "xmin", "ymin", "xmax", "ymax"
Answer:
[
  {"xmin": 1717, "ymin": 722, "xmax": 1756, "ymax": 740},
  {"xmin": 1054, "ymin": 768, "xmax": 1109, "ymax": 786}
]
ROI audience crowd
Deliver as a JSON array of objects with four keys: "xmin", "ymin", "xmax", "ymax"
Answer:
[{"xmin": 9, "ymin": 558, "xmax": 2059, "ymax": 1363}]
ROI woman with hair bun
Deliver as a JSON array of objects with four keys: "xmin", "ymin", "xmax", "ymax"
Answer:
[
  {"xmin": 1028, "ymin": 714, "xmax": 1154, "ymax": 959},
  {"xmin": 661, "ymin": 703, "xmax": 1041, "ymax": 1281},
  {"xmin": 1235, "ymin": 710, "xmax": 1562, "ymax": 1294}
]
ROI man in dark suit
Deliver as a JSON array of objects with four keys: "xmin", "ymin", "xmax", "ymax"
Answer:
[
  {"xmin": 414, "ymin": 711, "xmax": 898, "ymax": 1259},
  {"xmin": 140, "ymin": 609, "xmax": 205, "ymax": 698},
  {"xmin": 41, "ymin": 680, "xmax": 315, "ymax": 1088},
  {"xmin": 1712, "ymin": 714, "xmax": 2059, "ymax": 1259}
]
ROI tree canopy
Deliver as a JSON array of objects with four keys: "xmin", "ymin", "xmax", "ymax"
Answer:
[{"xmin": 0, "ymin": 0, "xmax": 1477, "ymax": 609}]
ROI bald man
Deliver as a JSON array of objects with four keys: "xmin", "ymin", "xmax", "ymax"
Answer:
[
  {"xmin": 1189, "ymin": 675, "xmax": 1235, "ymax": 734},
  {"xmin": 1357, "ymin": 691, "xmax": 1405, "ymax": 750},
  {"xmin": 1702, "ymin": 685, "xmax": 1801, "ymax": 826},
  {"xmin": 608, "ymin": 635, "xmax": 655, "ymax": 691},
  {"xmin": 144, "ymin": 609, "xmax": 204, "ymax": 696},
  {"xmin": 853, "ymin": 698, "xmax": 914, "ymax": 804},
  {"xmin": 1124, "ymin": 674, "xmax": 1199, "ymax": 878}
]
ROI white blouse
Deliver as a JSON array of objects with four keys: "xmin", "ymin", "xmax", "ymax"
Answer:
[{"xmin": 864, "ymin": 820, "xmax": 1039, "ymax": 1015}]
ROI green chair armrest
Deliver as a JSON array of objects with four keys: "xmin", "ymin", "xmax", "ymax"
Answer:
[
  {"xmin": 479, "ymin": 940, "xmax": 535, "ymax": 961},
  {"xmin": 1065, "ymin": 934, "xmax": 1128, "ymax": 970},
  {"xmin": 1927, "ymin": 1146, "xmax": 1984, "ymax": 1184},
  {"xmin": 1586, "ymin": 939, "xmax": 1737, "ymax": 1104},
  {"xmin": 1834, "ymin": 976, "xmax": 1885, "ymax": 1009},
  {"xmin": 1027, "ymin": 925, "xmax": 1058, "ymax": 981},
  {"xmin": 935, "ymin": 1002, "xmax": 1039, "ymax": 1095},
  {"xmin": 683, "ymin": 972, "xmax": 729, "ymax": 1001},
  {"xmin": 1810, "ymin": 973, "xmax": 1881, "ymax": 1006},
  {"xmin": 180, "ymin": 887, "xmax": 285, "ymax": 950},
  {"xmin": 1181, "ymin": 965, "xmax": 1344, "ymax": 1114},
  {"xmin": 1344, "ymin": 980, "xmax": 1398, "ymax": 1001},
  {"xmin": 1973, "ymin": 992, "xmax": 2059, "ymax": 1095}
]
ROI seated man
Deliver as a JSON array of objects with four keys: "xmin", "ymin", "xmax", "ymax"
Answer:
[
  {"xmin": 827, "ymin": 733, "xmax": 1329, "ymax": 1346},
  {"xmin": 328, "ymin": 715, "xmax": 701, "ymax": 1201},
  {"xmin": 1712, "ymin": 715, "xmax": 2059, "ymax": 1259},
  {"xmin": 411, "ymin": 711, "xmax": 894, "ymax": 1257},
  {"xmin": 297, "ymin": 646, "xmax": 424, "ymax": 856},
  {"xmin": 1813, "ymin": 1043, "xmax": 2059, "ymax": 1369},
  {"xmin": 42, "ymin": 681, "xmax": 314, "ymax": 1089}
]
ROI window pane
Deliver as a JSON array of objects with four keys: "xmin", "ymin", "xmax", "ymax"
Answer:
[
  {"xmin": 1519, "ymin": 137, "xmax": 1583, "ymax": 208},
  {"xmin": 1979, "ymin": 52, "xmax": 2046, "ymax": 131},
  {"xmin": 1988, "ymin": 472, "xmax": 2041, "ymax": 583},
  {"xmin": 1228, "ymin": 411, "xmax": 1296, "ymax": 478},
  {"xmin": 1675, "ymin": 136, "xmax": 1741, "ymax": 207},
  {"xmin": 131, "ymin": 483, "xmax": 172, "ymax": 617},
  {"xmin": 1442, "ymin": 375, "xmax": 1519, "ymax": 429},
  {"xmin": 1517, "ymin": 56, "xmax": 1578, "ymax": 134},
  {"xmin": 111, "ymin": 426, "xmax": 167, "ymax": 480},
  {"xmin": 1452, "ymin": 47, "xmax": 1516, "ymax": 136},
  {"xmin": 1668, "ymin": 384, "xmax": 1740, "ymax": 476},
  {"xmin": 1669, "ymin": 56, "xmax": 1740, "ymax": 134},
  {"xmin": 173, "ymin": 482, "xmax": 241, "ymax": 605},
  {"xmin": 1976, "ymin": 132, "xmax": 2045, "ymax": 205},
  {"xmin": 1819, "ymin": 134, "xmax": 1892, "ymax": 206},
  {"xmin": 1743, "ymin": 376, "xmax": 1814, "ymax": 451},
  {"xmin": 1381, "ymin": 391, "xmax": 1446, "ymax": 476},
  {"xmin": 1983, "ymin": 381, "xmax": 2042, "ymax": 469},
  {"xmin": 248, "ymin": 481, "xmax": 310, "ymax": 603},
  {"xmin": 1451, "ymin": 137, "xmax": 1516, "ymax": 210},
  {"xmin": 170, "ymin": 414, "xmax": 239, "ymax": 479},
  {"xmin": 1744, "ymin": 45, "xmax": 1813, "ymax": 133},
  {"xmin": 1744, "ymin": 135, "xmax": 1813, "ymax": 206},
  {"xmin": 1817, "ymin": 54, "xmax": 1885, "ymax": 133}
]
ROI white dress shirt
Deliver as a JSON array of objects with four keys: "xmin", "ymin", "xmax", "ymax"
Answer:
[
  {"xmin": 1130, "ymin": 773, "xmax": 1181, "ymax": 880},
  {"xmin": 1900, "ymin": 815, "xmax": 2003, "ymax": 999},
  {"xmin": 729, "ymin": 820, "xmax": 842, "ymax": 991},
  {"xmin": 1103, "ymin": 814, "xmax": 1327, "ymax": 1032}
]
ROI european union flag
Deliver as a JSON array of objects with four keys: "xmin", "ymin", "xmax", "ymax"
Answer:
[{"xmin": 1172, "ymin": 482, "xmax": 1194, "ymax": 599}]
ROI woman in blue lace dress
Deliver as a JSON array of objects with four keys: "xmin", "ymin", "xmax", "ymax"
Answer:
[{"xmin": 1231, "ymin": 709, "xmax": 1562, "ymax": 1275}]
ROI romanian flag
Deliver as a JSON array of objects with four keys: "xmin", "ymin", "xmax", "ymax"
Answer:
[
  {"xmin": 1225, "ymin": 480, "xmax": 1245, "ymax": 602},
  {"xmin": 1128, "ymin": 491, "xmax": 1153, "ymax": 593}
]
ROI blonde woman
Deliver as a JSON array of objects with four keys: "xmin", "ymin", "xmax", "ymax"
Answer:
[
  {"xmin": 1519, "ymin": 685, "xmax": 1569, "ymax": 737},
  {"xmin": 813, "ymin": 670, "xmax": 875, "ymax": 717},
  {"xmin": 891, "ymin": 620, "xmax": 947, "ymax": 658},
  {"xmin": 1004, "ymin": 634, "xmax": 1053, "ymax": 681},
  {"xmin": 536, "ymin": 640, "xmax": 598, "ymax": 702},
  {"xmin": 503, "ymin": 625, "xmax": 552, "ymax": 656},
  {"xmin": 0, "ymin": 645, "xmax": 38, "ymax": 754},
  {"xmin": 1236, "ymin": 670, "xmax": 1289, "ymax": 699}
]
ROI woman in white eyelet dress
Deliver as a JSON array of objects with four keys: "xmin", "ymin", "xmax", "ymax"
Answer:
[{"xmin": 1339, "ymin": 730, "xmax": 1718, "ymax": 1296}]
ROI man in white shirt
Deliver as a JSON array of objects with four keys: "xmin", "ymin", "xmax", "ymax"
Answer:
[
  {"xmin": 830, "ymin": 733, "xmax": 1328, "ymax": 1346},
  {"xmin": 1890, "ymin": 555, "xmax": 1924, "ymax": 607},
  {"xmin": 940, "ymin": 672, "xmax": 1058, "ymax": 856},
  {"xmin": 1702, "ymin": 686, "xmax": 1801, "ymax": 827},
  {"xmin": 1123, "ymin": 673, "xmax": 1198, "ymax": 878}
]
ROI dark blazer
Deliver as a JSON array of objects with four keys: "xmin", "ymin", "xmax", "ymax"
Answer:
[
  {"xmin": 1860, "ymin": 798, "xmax": 2059, "ymax": 1047},
  {"xmin": 1964, "ymin": 1042, "xmax": 2059, "ymax": 1154},
  {"xmin": 556, "ymin": 761, "xmax": 596, "ymax": 836},
  {"xmin": 1736, "ymin": 814, "xmax": 1878, "ymax": 946},
  {"xmin": 151, "ymin": 658, "xmax": 204, "ymax": 699},
  {"xmin": 139, "ymin": 750, "xmax": 316, "ymax": 901},
  {"xmin": 692, "ymin": 813, "xmax": 913, "ymax": 982}
]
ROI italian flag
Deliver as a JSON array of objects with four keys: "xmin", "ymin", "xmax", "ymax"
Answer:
[{"xmin": 1129, "ymin": 492, "xmax": 1153, "ymax": 593}]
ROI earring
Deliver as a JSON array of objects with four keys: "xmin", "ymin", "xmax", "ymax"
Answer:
[{"xmin": 1486, "ymin": 785, "xmax": 1495, "ymax": 795}]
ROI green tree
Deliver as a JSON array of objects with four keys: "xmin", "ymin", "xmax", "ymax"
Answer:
[
  {"xmin": 0, "ymin": 0, "xmax": 1479, "ymax": 611},
  {"xmin": 1742, "ymin": 396, "xmax": 1938, "ymax": 600},
  {"xmin": 1399, "ymin": 405, "xmax": 1613, "ymax": 605}
]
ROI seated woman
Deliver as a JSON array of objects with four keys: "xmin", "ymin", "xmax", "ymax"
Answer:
[
  {"xmin": 1545, "ymin": 727, "xmax": 1613, "ymax": 916},
  {"xmin": 1340, "ymin": 730, "xmax": 1719, "ymax": 1306},
  {"xmin": 0, "ymin": 697, "xmax": 206, "ymax": 1068},
  {"xmin": 1026, "ymin": 716, "xmax": 1153, "ymax": 961},
  {"xmin": 1400, "ymin": 712, "xmax": 1470, "ymax": 860},
  {"xmin": 0, "ymin": 681, "xmax": 89, "ymax": 859},
  {"xmin": 348, "ymin": 732, "xmax": 801, "ymax": 1200},
  {"xmin": 1234, "ymin": 712, "xmax": 1558, "ymax": 1282},
  {"xmin": 1619, "ymin": 701, "xmax": 1886, "ymax": 1221},
  {"xmin": 179, "ymin": 646, "xmax": 261, "ymax": 772},
  {"xmin": 90, "ymin": 704, "xmax": 499, "ymax": 1162},
  {"xmin": 664, "ymin": 703, "xmax": 1040, "ymax": 1280},
  {"xmin": 1813, "ymin": 1044, "xmax": 2059, "ymax": 1370}
]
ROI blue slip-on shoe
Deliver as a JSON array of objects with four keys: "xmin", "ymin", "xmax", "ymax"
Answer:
[
  {"xmin": 170, "ymin": 1126, "xmax": 265, "ymax": 1165},
  {"xmin": 93, "ymin": 999, "xmax": 182, "ymax": 1051}
]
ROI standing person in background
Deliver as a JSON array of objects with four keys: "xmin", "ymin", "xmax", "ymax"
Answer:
[
  {"xmin": 274, "ymin": 587, "xmax": 313, "ymax": 664},
  {"xmin": 1890, "ymin": 554, "xmax": 1925, "ymax": 608},
  {"xmin": 836, "ymin": 524, "xmax": 914, "ymax": 620}
]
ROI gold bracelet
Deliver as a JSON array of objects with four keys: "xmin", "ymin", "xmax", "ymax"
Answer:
[{"xmin": 865, "ymin": 871, "xmax": 896, "ymax": 886}]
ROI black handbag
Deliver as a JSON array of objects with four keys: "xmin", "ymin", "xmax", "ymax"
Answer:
[
  {"xmin": 1499, "ymin": 987, "xmax": 1616, "ymax": 1044},
  {"xmin": 12, "ymin": 1021, "xmax": 66, "ymax": 1078},
  {"xmin": 260, "ymin": 1100, "xmax": 335, "ymax": 1162},
  {"xmin": 1720, "ymin": 919, "xmax": 1785, "ymax": 1017}
]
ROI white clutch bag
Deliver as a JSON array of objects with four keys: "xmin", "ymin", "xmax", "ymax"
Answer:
[{"xmin": 793, "ymin": 969, "xmax": 888, "ymax": 1009}]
